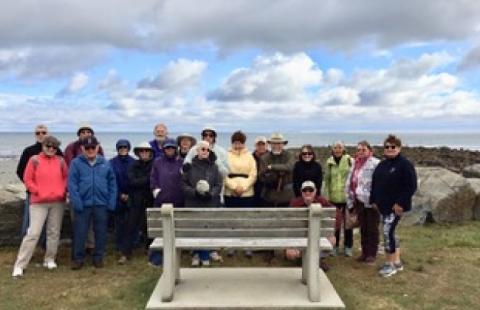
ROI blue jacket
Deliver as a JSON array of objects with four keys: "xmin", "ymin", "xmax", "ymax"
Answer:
[
  {"xmin": 68, "ymin": 155, "xmax": 117, "ymax": 211},
  {"xmin": 110, "ymin": 155, "xmax": 135, "ymax": 210},
  {"xmin": 370, "ymin": 154, "xmax": 417, "ymax": 216}
]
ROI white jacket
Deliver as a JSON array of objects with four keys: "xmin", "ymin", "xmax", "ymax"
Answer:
[{"xmin": 345, "ymin": 156, "xmax": 380, "ymax": 209}]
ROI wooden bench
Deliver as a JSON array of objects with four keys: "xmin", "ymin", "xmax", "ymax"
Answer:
[{"xmin": 146, "ymin": 203, "xmax": 336, "ymax": 303}]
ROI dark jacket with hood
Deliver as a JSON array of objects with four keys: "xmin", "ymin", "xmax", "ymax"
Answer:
[
  {"xmin": 292, "ymin": 160, "xmax": 323, "ymax": 197},
  {"xmin": 110, "ymin": 154, "xmax": 135, "ymax": 210},
  {"xmin": 151, "ymin": 154, "xmax": 184, "ymax": 208}
]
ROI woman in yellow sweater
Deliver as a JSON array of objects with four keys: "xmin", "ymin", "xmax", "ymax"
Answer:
[{"xmin": 224, "ymin": 131, "xmax": 257, "ymax": 257}]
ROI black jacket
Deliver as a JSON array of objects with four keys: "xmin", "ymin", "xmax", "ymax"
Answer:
[
  {"xmin": 16, "ymin": 142, "xmax": 63, "ymax": 183},
  {"xmin": 292, "ymin": 160, "xmax": 323, "ymax": 197},
  {"xmin": 370, "ymin": 154, "xmax": 417, "ymax": 215},
  {"xmin": 127, "ymin": 159, "xmax": 154, "ymax": 209},
  {"xmin": 182, "ymin": 156, "xmax": 222, "ymax": 208}
]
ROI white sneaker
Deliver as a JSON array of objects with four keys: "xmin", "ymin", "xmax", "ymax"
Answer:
[
  {"xmin": 201, "ymin": 260, "xmax": 210, "ymax": 266},
  {"xmin": 210, "ymin": 251, "xmax": 223, "ymax": 262},
  {"xmin": 191, "ymin": 254, "xmax": 200, "ymax": 267},
  {"xmin": 43, "ymin": 261, "xmax": 58, "ymax": 270},
  {"xmin": 12, "ymin": 267, "xmax": 23, "ymax": 278}
]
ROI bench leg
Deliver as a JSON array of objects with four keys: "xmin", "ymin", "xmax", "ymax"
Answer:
[
  {"xmin": 301, "ymin": 249, "xmax": 308, "ymax": 285},
  {"xmin": 175, "ymin": 249, "xmax": 181, "ymax": 284}
]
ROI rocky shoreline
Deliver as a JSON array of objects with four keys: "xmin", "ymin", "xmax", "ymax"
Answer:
[{"xmin": 1, "ymin": 146, "xmax": 479, "ymax": 246}]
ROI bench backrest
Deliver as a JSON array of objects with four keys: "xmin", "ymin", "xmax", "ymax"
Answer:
[{"xmin": 147, "ymin": 205, "xmax": 336, "ymax": 239}]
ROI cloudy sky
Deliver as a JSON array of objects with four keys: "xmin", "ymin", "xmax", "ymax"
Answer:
[{"xmin": 1, "ymin": 0, "xmax": 479, "ymax": 132}]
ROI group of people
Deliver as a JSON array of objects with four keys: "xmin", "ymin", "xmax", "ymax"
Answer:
[{"xmin": 12, "ymin": 122, "xmax": 417, "ymax": 279}]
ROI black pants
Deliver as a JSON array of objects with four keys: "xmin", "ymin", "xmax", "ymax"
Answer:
[
  {"xmin": 356, "ymin": 200, "xmax": 380, "ymax": 258},
  {"xmin": 334, "ymin": 203, "xmax": 353, "ymax": 248},
  {"xmin": 122, "ymin": 206, "xmax": 149, "ymax": 257},
  {"xmin": 224, "ymin": 196, "xmax": 255, "ymax": 208}
]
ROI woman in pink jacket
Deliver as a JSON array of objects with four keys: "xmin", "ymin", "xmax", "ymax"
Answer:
[{"xmin": 12, "ymin": 136, "xmax": 68, "ymax": 277}]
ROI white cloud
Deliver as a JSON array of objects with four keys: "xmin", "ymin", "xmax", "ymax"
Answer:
[
  {"xmin": 56, "ymin": 72, "xmax": 89, "ymax": 96},
  {"xmin": 208, "ymin": 53, "xmax": 322, "ymax": 102},
  {"xmin": 137, "ymin": 58, "xmax": 207, "ymax": 91}
]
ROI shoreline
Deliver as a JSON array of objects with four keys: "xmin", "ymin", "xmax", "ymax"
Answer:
[{"xmin": 1, "ymin": 145, "xmax": 478, "ymax": 187}]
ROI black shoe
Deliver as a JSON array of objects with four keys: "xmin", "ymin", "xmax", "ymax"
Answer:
[
  {"xmin": 93, "ymin": 260, "xmax": 104, "ymax": 269},
  {"xmin": 71, "ymin": 261, "xmax": 84, "ymax": 270},
  {"xmin": 85, "ymin": 248, "xmax": 94, "ymax": 256}
]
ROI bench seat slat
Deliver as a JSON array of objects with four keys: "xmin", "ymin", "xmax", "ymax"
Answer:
[
  {"xmin": 149, "ymin": 237, "xmax": 333, "ymax": 251},
  {"xmin": 148, "ymin": 227, "xmax": 334, "ymax": 238}
]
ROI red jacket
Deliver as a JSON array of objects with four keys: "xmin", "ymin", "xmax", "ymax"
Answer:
[
  {"xmin": 23, "ymin": 153, "xmax": 68, "ymax": 204},
  {"xmin": 289, "ymin": 195, "xmax": 333, "ymax": 208}
]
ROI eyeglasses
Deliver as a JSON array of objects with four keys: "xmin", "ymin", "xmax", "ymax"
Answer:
[
  {"xmin": 384, "ymin": 145, "xmax": 397, "ymax": 150},
  {"xmin": 35, "ymin": 131, "xmax": 47, "ymax": 136},
  {"xmin": 203, "ymin": 133, "xmax": 215, "ymax": 138},
  {"xmin": 302, "ymin": 152, "xmax": 313, "ymax": 156},
  {"xmin": 302, "ymin": 188, "xmax": 315, "ymax": 193},
  {"xmin": 118, "ymin": 146, "xmax": 129, "ymax": 150},
  {"xmin": 45, "ymin": 144, "xmax": 57, "ymax": 150},
  {"xmin": 200, "ymin": 148, "xmax": 210, "ymax": 152},
  {"xmin": 84, "ymin": 146, "xmax": 96, "ymax": 151}
]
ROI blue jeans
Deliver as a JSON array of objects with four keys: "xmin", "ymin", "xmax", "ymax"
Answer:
[
  {"xmin": 73, "ymin": 206, "xmax": 108, "ymax": 263},
  {"xmin": 22, "ymin": 192, "xmax": 47, "ymax": 248},
  {"xmin": 193, "ymin": 250, "xmax": 210, "ymax": 261}
]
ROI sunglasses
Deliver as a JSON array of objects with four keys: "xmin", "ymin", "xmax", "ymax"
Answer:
[
  {"xmin": 84, "ymin": 146, "xmax": 96, "ymax": 151},
  {"xmin": 302, "ymin": 152, "xmax": 314, "ymax": 156},
  {"xmin": 384, "ymin": 145, "xmax": 397, "ymax": 150},
  {"xmin": 203, "ymin": 133, "xmax": 215, "ymax": 138},
  {"xmin": 35, "ymin": 131, "xmax": 47, "ymax": 136},
  {"xmin": 45, "ymin": 144, "xmax": 57, "ymax": 150},
  {"xmin": 302, "ymin": 188, "xmax": 315, "ymax": 193},
  {"xmin": 200, "ymin": 148, "xmax": 210, "ymax": 152},
  {"xmin": 118, "ymin": 146, "xmax": 129, "ymax": 150}
]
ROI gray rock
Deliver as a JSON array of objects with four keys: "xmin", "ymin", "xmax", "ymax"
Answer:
[
  {"xmin": 463, "ymin": 164, "xmax": 480, "ymax": 178},
  {"xmin": 0, "ymin": 184, "xmax": 25, "ymax": 246},
  {"xmin": 466, "ymin": 178, "xmax": 480, "ymax": 220},
  {"xmin": 403, "ymin": 167, "xmax": 476, "ymax": 225}
]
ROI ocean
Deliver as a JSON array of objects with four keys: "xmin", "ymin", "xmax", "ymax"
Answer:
[{"xmin": 1, "ymin": 131, "xmax": 479, "ymax": 159}]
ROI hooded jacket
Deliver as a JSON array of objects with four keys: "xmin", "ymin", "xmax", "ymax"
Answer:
[
  {"xmin": 68, "ymin": 155, "xmax": 117, "ymax": 211},
  {"xmin": 24, "ymin": 152, "xmax": 68, "ymax": 204},
  {"xmin": 128, "ymin": 158, "xmax": 154, "ymax": 209},
  {"xmin": 110, "ymin": 154, "xmax": 135, "ymax": 210},
  {"xmin": 150, "ymin": 155, "xmax": 184, "ymax": 207}
]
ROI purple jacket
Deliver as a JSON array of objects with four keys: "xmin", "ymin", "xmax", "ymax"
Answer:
[{"xmin": 150, "ymin": 155, "xmax": 184, "ymax": 207}]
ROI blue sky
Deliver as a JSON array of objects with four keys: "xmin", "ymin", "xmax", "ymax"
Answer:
[{"xmin": 0, "ymin": 0, "xmax": 479, "ymax": 132}]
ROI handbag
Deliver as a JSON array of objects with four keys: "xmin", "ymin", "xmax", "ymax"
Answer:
[{"xmin": 345, "ymin": 208, "xmax": 360, "ymax": 229}]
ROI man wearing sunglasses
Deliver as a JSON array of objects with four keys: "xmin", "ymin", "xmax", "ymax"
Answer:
[
  {"xmin": 68, "ymin": 136, "xmax": 117, "ymax": 270},
  {"xmin": 16, "ymin": 124, "xmax": 63, "ymax": 240}
]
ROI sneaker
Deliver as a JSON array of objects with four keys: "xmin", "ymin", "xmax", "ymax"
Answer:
[
  {"xmin": 191, "ymin": 254, "xmax": 200, "ymax": 267},
  {"xmin": 148, "ymin": 262, "xmax": 161, "ymax": 268},
  {"xmin": 331, "ymin": 247, "xmax": 339, "ymax": 257},
  {"xmin": 93, "ymin": 260, "xmax": 104, "ymax": 269},
  {"xmin": 245, "ymin": 250, "xmax": 253, "ymax": 258},
  {"xmin": 344, "ymin": 247, "xmax": 353, "ymax": 257},
  {"xmin": 379, "ymin": 263, "xmax": 397, "ymax": 277},
  {"xmin": 12, "ymin": 267, "xmax": 23, "ymax": 278},
  {"xmin": 201, "ymin": 260, "xmax": 210, "ymax": 266},
  {"xmin": 394, "ymin": 262, "xmax": 404, "ymax": 271},
  {"xmin": 118, "ymin": 256, "xmax": 128, "ymax": 265},
  {"xmin": 71, "ymin": 261, "xmax": 84, "ymax": 270},
  {"xmin": 210, "ymin": 251, "xmax": 223, "ymax": 262},
  {"xmin": 43, "ymin": 260, "xmax": 58, "ymax": 270}
]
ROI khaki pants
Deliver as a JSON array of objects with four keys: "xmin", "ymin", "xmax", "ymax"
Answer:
[{"xmin": 14, "ymin": 202, "xmax": 65, "ymax": 269}]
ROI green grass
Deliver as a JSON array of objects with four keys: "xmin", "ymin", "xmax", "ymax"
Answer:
[{"xmin": 1, "ymin": 222, "xmax": 479, "ymax": 309}]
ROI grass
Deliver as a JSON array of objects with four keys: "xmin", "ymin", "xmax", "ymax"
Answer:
[{"xmin": 1, "ymin": 222, "xmax": 479, "ymax": 309}]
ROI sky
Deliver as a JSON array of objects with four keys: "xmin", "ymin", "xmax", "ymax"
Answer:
[{"xmin": 0, "ymin": 0, "xmax": 479, "ymax": 132}]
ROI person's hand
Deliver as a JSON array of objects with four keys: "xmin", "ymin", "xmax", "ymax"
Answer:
[
  {"xmin": 152, "ymin": 189, "xmax": 161, "ymax": 198},
  {"xmin": 120, "ymin": 194, "xmax": 129, "ymax": 202},
  {"xmin": 393, "ymin": 203, "xmax": 403, "ymax": 216},
  {"xmin": 234, "ymin": 186, "xmax": 244, "ymax": 196},
  {"xmin": 285, "ymin": 249, "xmax": 301, "ymax": 260},
  {"xmin": 267, "ymin": 165, "xmax": 272, "ymax": 170}
]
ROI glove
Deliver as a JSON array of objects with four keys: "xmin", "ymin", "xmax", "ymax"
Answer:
[
  {"xmin": 153, "ymin": 188, "xmax": 161, "ymax": 198},
  {"xmin": 195, "ymin": 180, "xmax": 210, "ymax": 194},
  {"xmin": 195, "ymin": 191, "xmax": 212, "ymax": 201}
]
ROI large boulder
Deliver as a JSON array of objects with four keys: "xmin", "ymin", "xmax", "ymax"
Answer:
[
  {"xmin": 403, "ymin": 167, "xmax": 476, "ymax": 225},
  {"xmin": 463, "ymin": 164, "xmax": 480, "ymax": 178},
  {"xmin": 0, "ymin": 184, "xmax": 25, "ymax": 246},
  {"xmin": 466, "ymin": 178, "xmax": 480, "ymax": 220}
]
